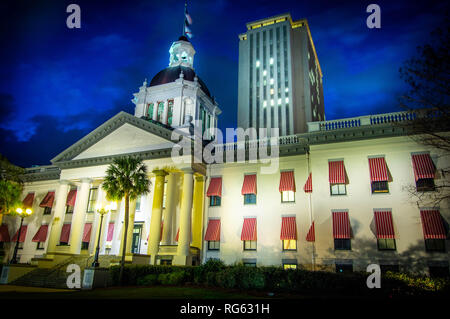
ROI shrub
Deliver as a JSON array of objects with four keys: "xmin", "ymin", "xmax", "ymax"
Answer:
[
  {"xmin": 168, "ymin": 271, "xmax": 186, "ymax": 285},
  {"xmin": 231, "ymin": 265, "xmax": 265, "ymax": 290},
  {"xmin": 137, "ymin": 274, "xmax": 159, "ymax": 286},
  {"xmin": 158, "ymin": 273, "xmax": 171, "ymax": 285},
  {"xmin": 216, "ymin": 268, "xmax": 236, "ymax": 289}
]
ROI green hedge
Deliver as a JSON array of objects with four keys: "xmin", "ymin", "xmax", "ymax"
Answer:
[{"xmin": 110, "ymin": 260, "xmax": 450, "ymax": 297}]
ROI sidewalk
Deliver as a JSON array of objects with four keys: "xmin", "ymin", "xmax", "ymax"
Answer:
[{"xmin": 0, "ymin": 285, "xmax": 73, "ymax": 293}]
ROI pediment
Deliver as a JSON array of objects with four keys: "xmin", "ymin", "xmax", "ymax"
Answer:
[{"xmin": 52, "ymin": 112, "xmax": 176, "ymax": 163}]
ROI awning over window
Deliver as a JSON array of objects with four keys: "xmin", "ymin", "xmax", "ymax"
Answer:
[
  {"xmin": 11, "ymin": 225, "xmax": 28, "ymax": 243},
  {"xmin": 328, "ymin": 161, "xmax": 346, "ymax": 184},
  {"xmin": 279, "ymin": 171, "xmax": 296, "ymax": 192},
  {"xmin": 306, "ymin": 222, "xmax": 315, "ymax": 242},
  {"xmin": 304, "ymin": 173, "xmax": 312, "ymax": 193},
  {"xmin": 412, "ymin": 153, "xmax": 435, "ymax": 181},
  {"xmin": 107, "ymin": 223, "xmax": 114, "ymax": 241},
  {"xmin": 205, "ymin": 219, "xmax": 220, "ymax": 241},
  {"xmin": 374, "ymin": 211, "xmax": 395, "ymax": 239},
  {"xmin": 280, "ymin": 216, "xmax": 297, "ymax": 240},
  {"xmin": 82, "ymin": 223, "xmax": 92, "ymax": 243},
  {"xmin": 241, "ymin": 174, "xmax": 257, "ymax": 195},
  {"xmin": 0, "ymin": 224, "xmax": 10, "ymax": 242},
  {"xmin": 39, "ymin": 191, "xmax": 55, "ymax": 208},
  {"xmin": 22, "ymin": 193, "xmax": 35, "ymax": 209},
  {"xmin": 66, "ymin": 189, "xmax": 77, "ymax": 207},
  {"xmin": 368, "ymin": 157, "xmax": 389, "ymax": 182},
  {"xmin": 420, "ymin": 210, "xmax": 447, "ymax": 239},
  {"xmin": 60, "ymin": 224, "xmax": 71, "ymax": 243},
  {"xmin": 241, "ymin": 218, "xmax": 257, "ymax": 241},
  {"xmin": 32, "ymin": 225, "xmax": 49, "ymax": 242},
  {"xmin": 207, "ymin": 177, "xmax": 222, "ymax": 197},
  {"xmin": 332, "ymin": 211, "xmax": 351, "ymax": 239}
]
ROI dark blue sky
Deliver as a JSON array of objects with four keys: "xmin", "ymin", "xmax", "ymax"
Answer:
[{"xmin": 0, "ymin": 0, "xmax": 447, "ymax": 167}]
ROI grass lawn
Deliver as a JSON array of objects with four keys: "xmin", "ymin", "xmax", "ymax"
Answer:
[{"xmin": 0, "ymin": 285, "xmax": 265, "ymax": 299}]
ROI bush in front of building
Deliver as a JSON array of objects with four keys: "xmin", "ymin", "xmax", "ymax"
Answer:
[
  {"xmin": 137, "ymin": 274, "xmax": 159, "ymax": 286},
  {"xmin": 383, "ymin": 271, "xmax": 450, "ymax": 295}
]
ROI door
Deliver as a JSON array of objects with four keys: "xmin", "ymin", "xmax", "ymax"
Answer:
[{"xmin": 132, "ymin": 223, "xmax": 143, "ymax": 254}]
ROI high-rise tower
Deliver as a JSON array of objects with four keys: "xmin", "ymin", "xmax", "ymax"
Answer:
[{"xmin": 237, "ymin": 13, "xmax": 324, "ymax": 137}]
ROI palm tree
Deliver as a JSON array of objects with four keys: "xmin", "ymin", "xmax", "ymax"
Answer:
[{"xmin": 102, "ymin": 156, "xmax": 151, "ymax": 285}]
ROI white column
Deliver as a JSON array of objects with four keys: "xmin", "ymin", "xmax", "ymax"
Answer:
[
  {"xmin": 69, "ymin": 178, "xmax": 92, "ymax": 255},
  {"xmin": 153, "ymin": 102, "xmax": 158, "ymax": 121},
  {"xmin": 148, "ymin": 170, "xmax": 167, "ymax": 264},
  {"xmin": 174, "ymin": 168, "xmax": 194, "ymax": 265},
  {"xmin": 46, "ymin": 180, "xmax": 69, "ymax": 253},
  {"xmin": 161, "ymin": 173, "xmax": 178, "ymax": 245}
]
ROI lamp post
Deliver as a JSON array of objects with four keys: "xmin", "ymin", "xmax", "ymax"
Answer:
[
  {"xmin": 10, "ymin": 207, "xmax": 33, "ymax": 264},
  {"xmin": 92, "ymin": 204, "xmax": 111, "ymax": 267}
]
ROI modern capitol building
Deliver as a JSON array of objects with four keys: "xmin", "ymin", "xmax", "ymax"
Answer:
[{"xmin": 0, "ymin": 13, "xmax": 449, "ymax": 278}]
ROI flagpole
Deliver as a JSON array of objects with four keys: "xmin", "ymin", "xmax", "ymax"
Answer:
[{"xmin": 183, "ymin": 0, "xmax": 187, "ymax": 36}]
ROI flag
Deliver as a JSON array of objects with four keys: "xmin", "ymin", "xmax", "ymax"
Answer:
[
  {"xmin": 184, "ymin": 24, "xmax": 193, "ymax": 38},
  {"xmin": 185, "ymin": 8, "xmax": 193, "ymax": 25}
]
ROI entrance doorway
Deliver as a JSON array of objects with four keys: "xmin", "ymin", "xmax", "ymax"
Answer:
[{"xmin": 132, "ymin": 223, "xmax": 143, "ymax": 254}]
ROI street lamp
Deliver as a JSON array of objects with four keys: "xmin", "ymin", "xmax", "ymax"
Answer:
[
  {"xmin": 92, "ymin": 204, "xmax": 111, "ymax": 267},
  {"xmin": 10, "ymin": 207, "xmax": 33, "ymax": 264}
]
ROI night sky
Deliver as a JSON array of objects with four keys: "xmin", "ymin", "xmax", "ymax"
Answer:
[{"xmin": 0, "ymin": 0, "xmax": 447, "ymax": 167}]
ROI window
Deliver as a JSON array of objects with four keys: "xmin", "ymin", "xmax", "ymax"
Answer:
[
  {"xmin": 147, "ymin": 103, "xmax": 154, "ymax": 119},
  {"xmin": 281, "ymin": 191, "xmax": 295, "ymax": 203},
  {"xmin": 282, "ymin": 240, "xmax": 297, "ymax": 251},
  {"xmin": 334, "ymin": 239, "xmax": 351, "ymax": 250},
  {"xmin": 167, "ymin": 100, "xmax": 174, "ymax": 125},
  {"xmin": 244, "ymin": 194, "xmax": 256, "ymax": 205},
  {"xmin": 210, "ymin": 196, "xmax": 221, "ymax": 207},
  {"xmin": 65, "ymin": 205, "xmax": 74, "ymax": 214},
  {"xmin": 336, "ymin": 263, "xmax": 353, "ymax": 273},
  {"xmin": 330, "ymin": 184, "xmax": 346, "ymax": 195},
  {"xmin": 43, "ymin": 206, "xmax": 52, "ymax": 215},
  {"xmin": 372, "ymin": 181, "xmax": 389, "ymax": 193},
  {"xmin": 243, "ymin": 262, "xmax": 256, "ymax": 267},
  {"xmin": 377, "ymin": 238, "xmax": 396, "ymax": 251},
  {"xmin": 81, "ymin": 242, "xmax": 89, "ymax": 250},
  {"xmin": 208, "ymin": 241, "xmax": 220, "ymax": 251},
  {"xmin": 244, "ymin": 240, "xmax": 257, "ymax": 251},
  {"xmin": 37, "ymin": 242, "xmax": 45, "ymax": 250},
  {"xmin": 87, "ymin": 188, "xmax": 98, "ymax": 213},
  {"xmin": 160, "ymin": 259, "xmax": 172, "ymax": 266},
  {"xmin": 135, "ymin": 196, "xmax": 141, "ymax": 211},
  {"xmin": 157, "ymin": 102, "xmax": 164, "ymax": 122},
  {"xmin": 416, "ymin": 178, "xmax": 435, "ymax": 192},
  {"xmin": 283, "ymin": 264, "xmax": 297, "ymax": 270},
  {"xmin": 425, "ymin": 239, "xmax": 446, "ymax": 252}
]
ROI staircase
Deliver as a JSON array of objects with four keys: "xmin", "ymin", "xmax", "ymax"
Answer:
[{"xmin": 10, "ymin": 255, "xmax": 117, "ymax": 289}]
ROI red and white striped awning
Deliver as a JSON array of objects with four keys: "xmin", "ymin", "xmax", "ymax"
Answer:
[
  {"xmin": 22, "ymin": 193, "xmax": 35, "ymax": 209},
  {"xmin": 207, "ymin": 177, "xmax": 222, "ymax": 197},
  {"xmin": 368, "ymin": 157, "xmax": 389, "ymax": 182},
  {"xmin": 306, "ymin": 222, "xmax": 315, "ymax": 242},
  {"xmin": 66, "ymin": 189, "xmax": 77, "ymax": 207},
  {"xmin": 328, "ymin": 161, "xmax": 346, "ymax": 184},
  {"xmin": 241, "ymin": 174, "xmax": 257, "ymax": 195},
  {"xmin": 11, "ymin": 225, "xmax": 28, "ymax": 243},
  {"xmin": 374, "ymin": 211, "xmax": 395, "ymax": 239},
  {"xmin": 412, "ymin": 153, "xmax": 435, "ymax": 181},
  {"xmin": 241, "ymin": 218, "xmax": 257, "ymax": 241},
  {"xmin": 204, "ymin": 219, "xmax": 221, "ymax": 241},
  {"xmin": 107, "ymin": 223, "xmax": 114, "ymax": 241},
  {"xmin": 420, "ymin": 209, "xmax": 447, "ymax": 239},
  {"xmin": 279, "ymin": 171, "xmax": 296, "ymax": 192},
  {"xmin": 332, "ymin": 211, "xmax": 351, "ymax": 239},
  {"xmin": 82, "ymin": 223, "xmax": 92, "ymax": 243},
  {"xmin": 303, "ymin": 173, "xmax": 312, "ymax": 193},
  {"xmin": 60, "ymin": 224, "xmax": 71, "ymax": 242},
  {"xmin": 32, "ymin": 225, "xmax": 49, "ymax": 242},
  {"xmin": 0, "ymin": 224, "xmax": 10, "ymax": 242},
  {"xmin": 39, "ymin": 191, "xmax": 55, "ymax": 208},
  {"xmin": 280, "ymin": 216, "xmax": 297, "ymax": 240}
]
